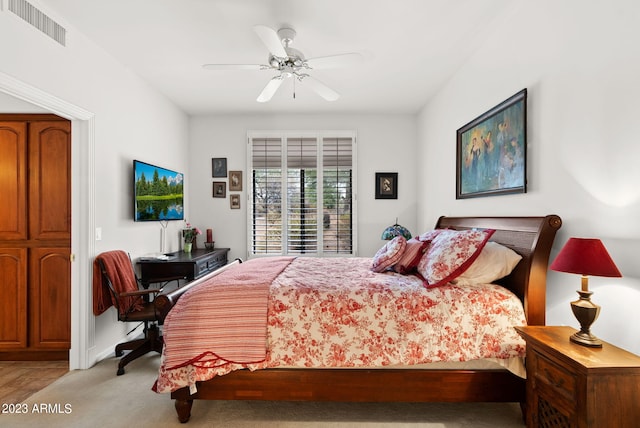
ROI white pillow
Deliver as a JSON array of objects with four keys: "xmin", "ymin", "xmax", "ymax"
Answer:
[{"xmin": 453, "ymin": 241, "xmax": 522, "ymax": 285}]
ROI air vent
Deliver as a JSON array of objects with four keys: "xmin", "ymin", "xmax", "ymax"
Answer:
[{"xmin": 8, "ymin": 0, "xmax": 66, "ymax": 46}]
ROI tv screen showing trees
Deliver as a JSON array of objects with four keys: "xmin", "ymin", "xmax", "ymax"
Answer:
[{"xmin": 134, "ymin": 160, "xmax": 184, "ymax": 221}]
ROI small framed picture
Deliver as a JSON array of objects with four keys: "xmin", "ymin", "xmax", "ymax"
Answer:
[
  {"xmin": 375, "ymin": 172, "xmax": 398, "ymax": 199},
  {"xmin": 229, "ymin": 170, "xmax": 243, "ymax": 191},
  {"xmin": 213, "ymin": 181, "xmax": 226, "ymax": 198},
  {"xmin": 212, "ymin": 158, "xmax": 227, "ymax": 177},
  {"xmin": 230, "ymin": 194, "xmax": 241, "ymax": 209}
]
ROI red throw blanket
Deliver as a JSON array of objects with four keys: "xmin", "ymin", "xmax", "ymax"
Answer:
[
  {"xmin": 161, "ymin": 257, "xmax": 295, "ymax": 370},
  {"xmin": 93, "ymin": 250, "xmax": 142, "ymax": 316}
]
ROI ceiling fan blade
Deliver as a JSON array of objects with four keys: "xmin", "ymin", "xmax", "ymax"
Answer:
[
  {"xmin": 305, "ymin": 52, "xmax": 364, "ymax": 70},
  {"xmin": 257, "ymin": 76, "xmax": 284, "ymax": 103},
  {"xmin": 202, "ymin": 64, "xmax": 263, "ymax": 70},
  {"xmin": 298, "ymin": 75, "xmax": 339, "ymax": 101},
  {"xmin": 253, "ymin": 25, "xmax": 287, "ymax": 58}
]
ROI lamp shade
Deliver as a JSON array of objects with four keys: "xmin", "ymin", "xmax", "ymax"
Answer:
[
  {"xmin": 550, "ymin": 238, "xmax": 621, "ymax": 278},
  {"xmin": 381, "ymin": 222, "xmax": 412, "ymax": 240}
]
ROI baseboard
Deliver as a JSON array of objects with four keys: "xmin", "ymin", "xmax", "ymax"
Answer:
[
  {"xmin": 0, "ymin": 350, "xmax": 69, "ymax": 361},
  {"xmin": 93, "ymin": 330, "xmax": 147, "ymax": 366}
]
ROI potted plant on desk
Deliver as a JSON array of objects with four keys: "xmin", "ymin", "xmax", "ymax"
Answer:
[{"xmin": 182, "ymin": 223, "xmax": 201, "ymax": 253}]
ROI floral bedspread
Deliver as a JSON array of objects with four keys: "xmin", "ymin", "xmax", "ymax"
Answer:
[{"xmin": 154, "ymin": 257, "xmax": 526, "ymax": 394}]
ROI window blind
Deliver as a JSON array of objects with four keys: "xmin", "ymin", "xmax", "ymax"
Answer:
[
  {"xmin": 248, "ymin": 132, "xmax": 356, "ymax": 257},
  {"xmin": 251, "ymin": 137, "xmax": 283, "ymax": 254},
  {"xmin": 322, "ymin": 137, "xmax": 353, "ymax": 254}
]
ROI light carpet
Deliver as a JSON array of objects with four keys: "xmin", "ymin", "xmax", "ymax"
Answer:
[{"xmin": 2, "ymin": 354, "xmax": 525, "ymax": 427}]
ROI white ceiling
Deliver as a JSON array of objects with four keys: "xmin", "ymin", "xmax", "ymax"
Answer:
[{"xmin": 40, "ymin": 0, "xmax": 510, "ymax": 115}]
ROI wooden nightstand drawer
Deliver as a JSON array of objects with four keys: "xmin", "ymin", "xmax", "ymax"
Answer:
[
  {"xmin": 533, "ymin": 351, "xmax": 576, "ymax": 401},
  {"xmin": 516, "ymin": 326, "xmax": 640, "ymax": 428}
]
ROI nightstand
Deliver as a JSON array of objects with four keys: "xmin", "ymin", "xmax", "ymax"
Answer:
[{"xmin": 515, "ymin": 326, "xmax": 640, "ymax": 428}]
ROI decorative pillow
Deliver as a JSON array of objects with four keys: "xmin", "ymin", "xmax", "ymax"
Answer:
[
  {"xmin": 371, "ymin": 236, "xmax": 407, "ymax": 273},
  {"xmin": 418, "ymin": 229, "xmax": 445, "ymax": 242},
  {"xmin": 394, "ymin": 238, "xmax": 430, "ymax": 274},
  {"xmin": 417, "ymin": 228, "xmax": 495, "ymax": 288},
  {"xmin": 453, "ymin": 241, "xmax": 522, "ymax": 285}
]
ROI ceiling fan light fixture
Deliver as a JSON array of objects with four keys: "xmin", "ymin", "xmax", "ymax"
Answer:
[{"xmin": 268, "ymin": 56, "xmax": 280, "ymax": 68}]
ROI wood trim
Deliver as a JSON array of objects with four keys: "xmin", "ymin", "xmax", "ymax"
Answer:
[
  {"xmin": 176, "ymin": 368, "xmax": 524, "ymax": 402},
  {"xmin": 0, "ymin": 114, "xmax": 69, "ymax": 121},
  {"xmin": 0, "ymin": 350, "xmax": 68, "ymax": 361}
]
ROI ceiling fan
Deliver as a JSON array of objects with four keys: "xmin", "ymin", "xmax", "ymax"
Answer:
[{"xmin": 203, "ymin": 25, "xmax": 364, "ymax": 102}]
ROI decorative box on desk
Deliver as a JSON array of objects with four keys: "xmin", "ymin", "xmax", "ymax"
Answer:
[
  {"xmin": 138, "ymin": 248, "xmax": 229, "ymax": 288},
  {"xmin": 515, "ymin": 326, "xmax": 640, "ymax": 428}
]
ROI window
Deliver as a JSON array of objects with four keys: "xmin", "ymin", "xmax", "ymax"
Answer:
[{"xmin": 248, "ymin": 131, "xmax": 356, "ymax": 257}]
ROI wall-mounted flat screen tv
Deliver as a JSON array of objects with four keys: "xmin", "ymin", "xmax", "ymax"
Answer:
[{"xmin": 133, "ymin": 160, "xmax": 184, "ymax": 221}]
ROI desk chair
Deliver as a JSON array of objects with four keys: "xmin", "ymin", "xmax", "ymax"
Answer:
[{"xmin": 96, "ymin": 250, "xmax": 182, "ymax": 375}]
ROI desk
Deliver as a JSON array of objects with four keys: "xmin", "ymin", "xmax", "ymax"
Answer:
[{"xmin": 137, "ymin": 248, "xmax": 229, "ymax": 288}]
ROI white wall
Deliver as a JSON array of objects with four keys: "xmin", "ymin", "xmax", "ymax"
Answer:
[
  {"xmin": 0, "ymin": 92, "xmax": 49, "ymax": 112},
  {"xmin": 0, "ymin": 1, "xmax": 189, "ymax": 366},
  {"xmin": 188, "ymin": 113, "xmax": 417, "ymax": 260},
  {"xmin": 417, "ymin": 0, "xmax": 640, "ymax": 354}
]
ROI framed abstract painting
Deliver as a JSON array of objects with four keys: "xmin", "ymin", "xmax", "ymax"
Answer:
[{"xmin": 456, "ymin": 89, "xmax": 527, "ymax": 199}]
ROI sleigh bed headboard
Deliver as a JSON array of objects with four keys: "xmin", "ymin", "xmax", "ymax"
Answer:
[{"xmin": 435, "ymin": 215, "xmax": 562, "ymax": 326}]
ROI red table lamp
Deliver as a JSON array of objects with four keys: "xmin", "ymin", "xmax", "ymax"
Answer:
[{"xmin": 550, "ymin": 238, "xmax": 622, "ymax": 347}]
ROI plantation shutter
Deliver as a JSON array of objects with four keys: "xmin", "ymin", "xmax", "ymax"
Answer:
[
  {"xmin": 287, "ymin": 137, "xmax": 318, "ymax": 254},
  {"xmin": 322, "ymin": 137, "xmax": 353, "ymax": 254},
  {"xmin": 251, "ymin": 137, "xmax": 283, "ymax": 254},
  {"xmin": 248, "ymin": 132, "xmax": 356, "ymax": 257}
]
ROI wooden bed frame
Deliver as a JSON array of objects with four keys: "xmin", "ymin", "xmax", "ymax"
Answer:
[{"xmin": 155, "ymin": 215, "xmax": 562, "ymax": 423}]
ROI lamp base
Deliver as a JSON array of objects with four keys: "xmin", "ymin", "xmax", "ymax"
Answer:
[
  {"xmin": 570, "ymin": 330, "xmax": 602, "ymax": 347},
  {"xmin": 570, "ymin": 290, "xmax": 602, "ymax": 348}
]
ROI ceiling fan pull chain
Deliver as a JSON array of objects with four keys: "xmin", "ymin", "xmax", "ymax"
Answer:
[{"xmin": 293, "ymin": 77, "xmax": 296, "ymax": 99}]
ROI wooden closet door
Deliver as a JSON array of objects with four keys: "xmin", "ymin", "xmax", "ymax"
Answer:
[
  {"xmin": 29, "ymin": 121, "xmax": 71, "ymax": 241},
  {"xmin": 0, "ymin": 122, "xmax": 27, "ymax": 240},
  {"xmin": 29, "ymin": 247, "xmax": 71, "ymax": 348},
  {"xmin": 0, "ymin": 117, "xmax": 71, "ymax": 358},
  {"xmin": 28, "ymin": 121, "xmax": 71, "ymax": 352},
  {"xmin": 0, "ymin": 122, "xmax": 28, "ymax": 349},
  {"xmin": 0, "ymin": 248, "xmax": 28, "ymax": 349}
]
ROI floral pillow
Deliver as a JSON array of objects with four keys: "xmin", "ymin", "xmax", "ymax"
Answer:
[
  {"xmin": 417, "ymin": 228, "xmax": 495, "ymax": 288},
  {"xmin": 371, "ymin": 236, "xmax": 407, "ymax": 273},
  {"xmin": 418, "ymin": 229, "xmax": 445, "ymax": 242},
  {"xmin": 394, "ymin": 238, "xmax": 430, "ymax": 274},
  {"xmin": 453, "ymin": 241, "xmax": 522, "ymax": 285}
]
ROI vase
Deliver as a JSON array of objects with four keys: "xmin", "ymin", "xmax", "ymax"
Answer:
[{"xmin": 183, "ymin": 242, "xmax": 192, "ymax": 253}]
